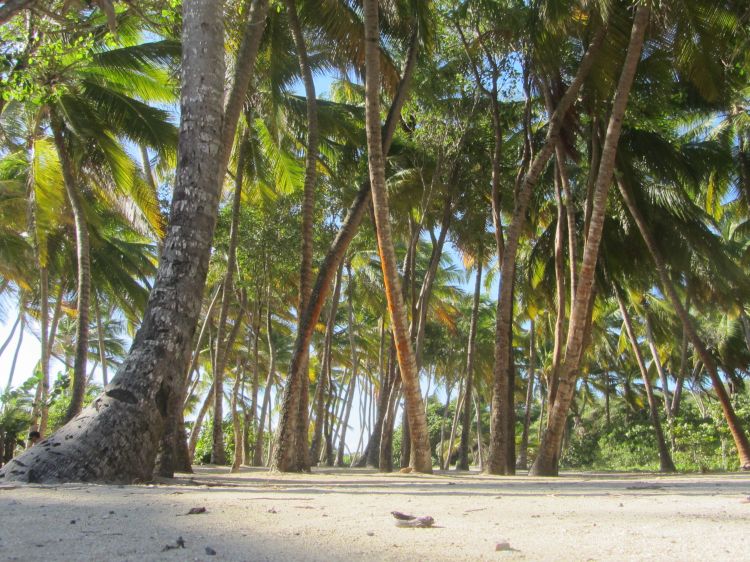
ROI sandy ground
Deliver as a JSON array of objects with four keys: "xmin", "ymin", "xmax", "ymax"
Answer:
[{"xmin": 1, "ymin": 467, "xmax": 749, "ymax": 562}]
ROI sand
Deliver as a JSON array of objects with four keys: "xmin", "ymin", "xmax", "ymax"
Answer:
[{"xmin": 1, "ymin": 467, "xmax": 748, "ymax": 561}]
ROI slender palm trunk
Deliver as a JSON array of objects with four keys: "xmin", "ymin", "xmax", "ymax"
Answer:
[
  {"xmin": 616, "ymin": 177, "xmax": 750, "ymax": 469},
  {"xmin": 188, "ymin": 384, "xmax": 213, "ymax": 461},
  {"xmin": 616, "ymin": 289, "xmax": 675, "ymax": 472},
  {"xmin": 489, "ymin": 26, "xmax": 608, "ymax": 475},
  {"xmin": 458, "ymin": 259, "xmax": 482, "ymax": 470},
  {"xmin": 211, "ymin": 131, "xmax": 249, "ymax": 465},
  {"xmin": 270, "ymin": 28, "xmax": 420, "ymax": 473},
  {"xmin": 230, "ymin": 358, "xmax": 244, "ymax": 472},
  {"xmin": 363, "ymin": 0, "xmax": 431, "ymax": 473},
  {"xmin": 94, "ymin": 293, "xmax": 108, "ymax": 386},
  {"xmin": 438, "ymin": 387, "xmax": 452, "ymax": 470},
  {"xmin": 335, "ymin": 262, "xmax": 359, "ymax": 466},
  {"xmin": 446, "ymin": 381, "xmax": 465, "ymax": 469},
  {"xmin": 40, "ymin": 282, "xmax": 63, "ymax": 437},
  {"xmin": 51, "ymin": 118, "xmax": 91, "ymax": 424},
  {"xmin": 531, "ymin": 6, "xmax": 650, "ymax": 476},
  {"xmin": 4, "ymin": 315, "xmax": 24, "ymax": 394},
  {"xmin": 549, "ymin": 164, "xmax": 567, "ymax": 411},
  {"xmin": 253, "ymin": 307, "xmax": 275, "ymax": 466},
  {"xmin": 644, "ymin": 311, "xmax": 674, "ymax": 438},
  {"xmin": 517, "ymin": 318, "xmax": 536, "ymax": 469},
  {"xmin": 282, "ymin": 0, "xmax": 319, "ymax": 473}
]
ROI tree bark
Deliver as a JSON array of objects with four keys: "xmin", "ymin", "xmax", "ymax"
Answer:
[
  {"xmin": 0, "ymin": 0, "xmax": 230, "ymax": 483},
  {"xmin": 253, "ymin": 306, "xmax": 275, "ymax": 466},
  {"xmin": 531, "ymin": 6, "xmax": 650, "ymax": 476}
]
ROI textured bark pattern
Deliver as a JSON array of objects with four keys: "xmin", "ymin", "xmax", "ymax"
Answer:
[
  {"xmin": 531, "ymin": 6, "xmax": 650, "ymax": 476},
  {"xmin": 0, "ymin": 0, "xmax": 226, "ymax": 483},
  {"xmin": 517, "ymin": 319, "xmax": 535, "ymax": 469},
  {"xmin": 488, "ymin": 25, "xmax": 607, "ymax": 475}
]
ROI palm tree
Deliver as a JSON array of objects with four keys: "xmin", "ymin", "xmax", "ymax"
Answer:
[
  {"xmin": 532, "ymin": 4, "xmax": 651, "ymax": 476},
  {"xmin": 0, "ymin": 0, "xmax": 244, "ymax": 483},
  {"xmin": 361, "ymin": 0, "xmax": 431, "ymax": 473}
]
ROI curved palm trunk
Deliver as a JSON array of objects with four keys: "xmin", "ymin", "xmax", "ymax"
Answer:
[
  {"xmin": 616, "ymin": 289, "xmax": 675, "ymax": 473},
  {"xmin": 458, "ymin": 259, "xmax": 482, "ymax": 470},
  {"xmin": 51, "ymin": 118, "xmax": 91, "ymax": 424},
  {"xmin": 0, "ymin": 0, "xmax": 232, "ymax": 483},
  {"xmin": 253, "ymin": 307, "xmax": 275, "ymax": 466},
  {"xmin": 363, "ymin": 0, "xmax": 431, "ymax": 473},
  {"xmin": 270, "ymin": 21, "xmax": 420, "ymax": 474},
  {"xmin": 284, "ymin": 0, "xmax": 319, "ymax": 473},
  {"xmin": 211, "ymin": 131, "xmax": 249, "ymax": 465},
  {"xmin": 616, "ymin": 178, "xmax": 750, "ymax": 469},
  {"xmin": 188, "ymin": 384, "xmax": 213, "ymax": 461},
  {"xmin": 530, "ymin": 6, "xmax": 650, "ymax": 477},
  {"xmin": 230, "ymin": 358, "xmax": 244, "ymax": 473},
  {"xmin": 489, "ymin": 25, "xmax": 608, "ymax": 475},
  {"xmin": 517, "ymin": 318, "xmax": 536, "ymax": 469},
  {"xmin": 644, "ymin": 311, "xmax": 674, "ymax": 444},
  {"xmin": 40, "ymin": 282, "xmax": 63, "ymax": 437},
  {"xmin": 310, "ymin": 264, "xmax": 343, "ymax": 462}
]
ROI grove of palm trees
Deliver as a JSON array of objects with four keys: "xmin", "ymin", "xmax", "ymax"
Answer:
[{"xmin": 0, "ymin": 0, "xmax": 749, "ymax": 560}]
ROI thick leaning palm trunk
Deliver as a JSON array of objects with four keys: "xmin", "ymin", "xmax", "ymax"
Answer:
[
  {"xmin": 363, "ymin": 0, "xmax": 431, "ymax": 474},
  {"xmin": 0, "ymin": 0, "xmax": 228, "ymax": 484},
  {"xmin": 530, "ymin": 5, "xmax": 651, "ymax": 477}
]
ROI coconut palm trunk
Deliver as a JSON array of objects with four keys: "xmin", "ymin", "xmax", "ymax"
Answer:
[
  {"xmin": 362, "ymin": 0, "xmax": 431, "ymax": 473},
  {"xmin": 270, "ymin": 28, "xmax": 420, "ymax": 473},
  {"xmin": 211, "ymin": 131, "xmax": 249, "ymax": 465},
  {"xmin": 253, "ymin": 306, "xmax": 276, "ymax": 466},
  {"xmin": 616, "ymin": 177, "xmax": 750, "ymax": 469},
  {"xmin": 51, "ymin": 117, "xmax": 91, "ymax": 424},
  {"xmin": 488, "ymin": 25, "xmax": 608, "ymax": 475},
  {"xmin": 310, "ymin": 263, "xmax": 343, "ymax": 462},
  {"xmin": 615, "ymin": 288, "xmax": 675, "ymax": 472},
  {"xmin": 0, "ymin": 0, "xmax": 252, "ymax": 484},
  {"xmin": 531, "ymin": 5, "xmax": 651, "ymax": 477},
  {"xmin": 458, "ymin": 258, "xmax": 482, "ymax": 470},
  {"xmin": 517, "ymin": 318, "xmax": 536, "ymax": 469}
]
